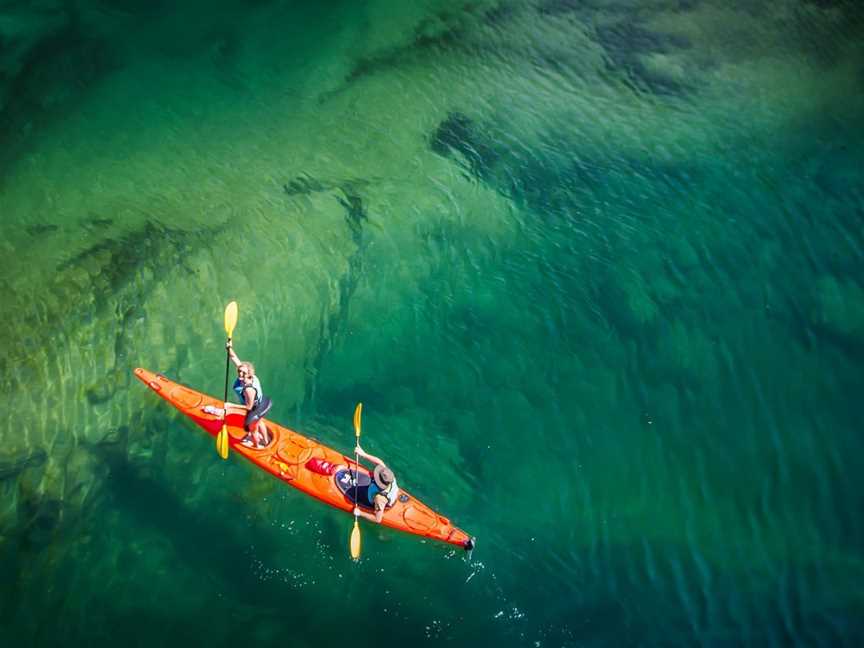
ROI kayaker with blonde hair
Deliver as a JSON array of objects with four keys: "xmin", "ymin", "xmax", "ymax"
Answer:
[
  {"xmin": 204, "ymin": 340, "xmax": 272, "ymax": 448},
  {"xmin": 228, "ymin": 340, "xmax": 272, "ymax": 447}
]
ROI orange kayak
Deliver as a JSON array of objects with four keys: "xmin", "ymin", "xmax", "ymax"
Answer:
[{"xmin": 133, "ymin": 368, "xmax": 475, "ymax": 550}]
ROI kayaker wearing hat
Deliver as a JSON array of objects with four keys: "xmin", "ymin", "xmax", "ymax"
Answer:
[{"xmin": 352, "ymin": 444, "xmax": 399, "ymax": 524}]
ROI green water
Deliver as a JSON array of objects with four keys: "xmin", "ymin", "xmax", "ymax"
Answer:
[{"xmin": 2, "ymin": 0, "xmax": 863, "ymax": 645}]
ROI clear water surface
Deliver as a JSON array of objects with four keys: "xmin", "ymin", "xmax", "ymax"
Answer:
[{"xmin": 1, "ymin": 1, "xmax": 863, "ymax": 645}]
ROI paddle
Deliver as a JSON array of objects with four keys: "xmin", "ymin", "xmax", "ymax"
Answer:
[
  {"xmin": 350, "ymin": 402, "xmax": 363, "ymax": 560},
  {"xmin": 216, "ymin": 301, "xmax": 238, "ymax": 459}
]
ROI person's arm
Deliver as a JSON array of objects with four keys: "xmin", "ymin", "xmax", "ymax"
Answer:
[
  {"xmin": 353, "ymin": 495, "xmax": 387, "ymax": 524},
  {"xmin": 373, "ymin": 494, "xmax": 387, "ymax": 523},
  {"xmin": 226, "ymin": 339, "xmax": 242, "ymax": 368},
  {"xmin": 354, "ymin": 444, "xmax": 385, "ymax": 467},
  {"xmin": 354, "ymin": 507, "xmax": 376, "ymax": 523}
]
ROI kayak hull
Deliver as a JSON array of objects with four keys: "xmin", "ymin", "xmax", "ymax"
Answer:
[{"xmin": 133, "ymin": 368, "xmax": 474, "ymax": 550}]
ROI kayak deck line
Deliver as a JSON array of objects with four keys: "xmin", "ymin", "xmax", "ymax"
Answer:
[{"xmin": 133, "ymin": 368, "xmax": 475, "ymax": 550}]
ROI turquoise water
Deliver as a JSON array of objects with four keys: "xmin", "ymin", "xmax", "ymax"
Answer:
[{"xmin": 2, "ymin": 0, "xmax": 863, "ymax": 645}]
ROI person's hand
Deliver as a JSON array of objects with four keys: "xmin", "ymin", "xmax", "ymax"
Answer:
[
  {"xmin": 354, "ymin": 444, "xmax": 362, "ymax": 455},
  {"xmin": 353, "ymin": 507, "xmax": 360, "ymax": 517},
  {"xmin": 225, "ymin": 339, "xmax": 233, "ymax": 350}
]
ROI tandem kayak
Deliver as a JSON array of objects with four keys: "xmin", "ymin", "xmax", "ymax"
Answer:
[{"xmin": 133, "ymin": 368, "xmax": 475, "ymax": 550}]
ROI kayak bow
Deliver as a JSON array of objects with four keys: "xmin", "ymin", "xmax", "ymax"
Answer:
[{"xmin": 134, "ymin": 368, "xmax": 475, "ymax": 551}]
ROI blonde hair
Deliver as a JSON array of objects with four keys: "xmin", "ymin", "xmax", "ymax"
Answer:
[{"xmin": 239, "ymin": 362, "xmax": 255, "ymax": 376}]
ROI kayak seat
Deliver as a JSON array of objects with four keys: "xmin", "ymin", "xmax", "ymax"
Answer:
[{"xmin": 334, "ymin": 468, "xmax": 375, "ymax": 511}]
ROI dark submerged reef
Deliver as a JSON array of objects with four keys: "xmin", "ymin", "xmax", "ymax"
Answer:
[
  {"xmin": 593, "ymin": 18, "xmax": 694, "ymax": 96},
  {"xmin": 3, "ymin": 219, "xmax": 222, "ymax": 404},
  {"xmin": 281, "ymin": 177, "xmax": 371, "ymax": 408},
  {"xmin": 322, "ymin": 2, "xmax": 514, "ymax": 102},
  {"xmin": 282, "ymin": 174, "xmax": 370, "ymax": 197},
  {"xmin": 429, "ymin": 111, "xmax": 500, "ymax": 182},
  {"xmin": 0, "ymin": 9, "xmax": 118, "ymax": 181},
  {"xmin": 0, "ymin": 449, "xmax": 47, "ymax": 483}
]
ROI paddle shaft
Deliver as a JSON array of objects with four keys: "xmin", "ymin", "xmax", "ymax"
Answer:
[
  {"xmin": 223, "ymin": 337, "xmax": 232, "ymax": 406},
  {"xmin": 216, "ymin": 302, "xmax": 238, "ymax": 459},
  {"xmin": 353, "ymin": 426, "xmax": 360, "ymax": 507}
]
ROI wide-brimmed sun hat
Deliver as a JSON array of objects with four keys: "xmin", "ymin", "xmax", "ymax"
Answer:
[{"xmin": 373, "ymin": 464, "xmax": 394, "ymax": 489}]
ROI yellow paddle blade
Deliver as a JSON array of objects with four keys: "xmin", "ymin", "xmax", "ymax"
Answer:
[
  {"xmin": 350, "ymin": 518, "xmax": 361, "ymax": 560},
  {"xmin": 353, "ymin": 402, "xmax": 362, "ymax": 439},
  {"xmin": 224, "ymin": 301, "xmax": 238, "ymax": 338},
  {"xmin": 216, "ymin": 424, "xmax": 229, "ymax": 460}
]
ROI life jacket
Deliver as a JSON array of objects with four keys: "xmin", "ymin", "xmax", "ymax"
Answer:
[
  {"xmin": 233, "ymin": 375, "xmax": 263, "ymax": 407},
  {"xmin": 366, "ymin": 478, "xmax": 399, "ymax": 508}
]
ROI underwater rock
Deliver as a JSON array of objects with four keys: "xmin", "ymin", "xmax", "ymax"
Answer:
[
  {"xmin": 336, "ymin": 189, "xmax": 366, "ymax": 243},
  {"xmin": 282, "ymin": 176, "xmax": 372, "ymax": 249},
  {"xmin": 61, "ymin": 445, "xmax": 108, "ymax": 519},
  {"xmin": 593, "ymin": 18, "xmax": 694, "ymax": 96},
  {"xmin": 17, "ymin": 494, "xmax": 62, "ymax": 551},
  {"xmin": 58, "ymin": 221, "xmax": 166, "ymax": 294},
  {"xmin": 0, "ymin": 17, "xmax": 117, "ymax": 178},
  {"xmin": 98, "ymin": 424, "xmax": 130, "ymax": 449},
  {"xmin": 325, "ymin": 2, "xmax": 516, "ymax": 100},
  {"xmin": 282, "ymin": 175, "xmax": 369, "ymax": 197},
  {"xmin": 0, "ymin": 478, "xmax": 17, "ymax": 536},
  {"xmin": 2, "ymin": 218, "xmax": 217, "ymax": 417},
  {"xmin": 810, "ymin": 276, "xmax": 864, "ymax": 344},
  {"xmin": 283, "ymin": 175, "xmax": 329, "ymax": 195},
  {"xmin": 0, "ymin": 2, "xmax": 67, "ymax": 99},
  {"xmin": 13, "ymin": 456, "xmax": 66, "ymax": 549},
  {"xmin": 0, "ymin": 449, "xmax": 47, "ymax": 482},
  {"xmin": 85, "ymin": 216, "xmax": 115, "ymax": 230},
  {"xmin": 52, "ymin": 220, "xmax": 214, "ymax": 317},
  {"xmin": 84, "ymin": 367, "xmax": 127, "ymax": 406},
  {"xmin": 412, "ymin": 7, "xmax": 471, "ymax": 51},
  {"xmin": 85, "ymin": 381, "xmax": 115, "ymax": 406},
  {"xmin": 25, "ymin": 223, "xmax": 59, "ymax": 236},
  {"xmin": 344, "ymin": 7, "xmax": 471, "ymax": 85},
  {"xmin": 429, "ymin": 111, "xmax": 500, "ymax": 181},
  {"xmin": 595, "ymin": 17, "xmax": 692, "ymax": 55},
  {"xmin": 429, "ymin": 112, "xmax": 473, "ymax": 157},
  {"xmin": 593, "ymin": 269, "xmax": 662, "ymax": 341}
]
